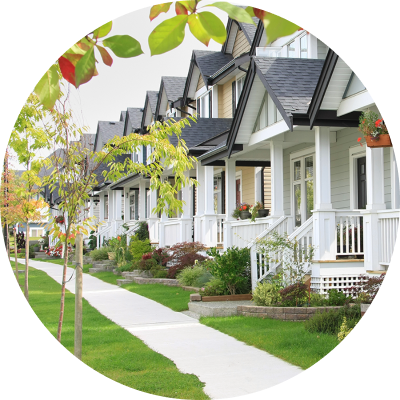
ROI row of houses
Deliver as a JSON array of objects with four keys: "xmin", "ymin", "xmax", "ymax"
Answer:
[{"xmin": 48, "ymin": 14, "xmax": 399, "ymax": 294}]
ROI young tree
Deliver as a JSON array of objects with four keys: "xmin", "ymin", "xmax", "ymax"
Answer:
[
  {"xmin": 34, "ymin": 3, "xmax": 301, "ymax": 109},
  {"xmin": 9, "ymin": 94, "xmax": 52, "ymax": 300}
]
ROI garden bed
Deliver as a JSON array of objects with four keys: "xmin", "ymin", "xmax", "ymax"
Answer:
[
  {"xmin": 238, "ymin": 305, "xmax": 344, "ymax": 321},
  {"xmin": 201, "ymin": 294, "xmax": 252, "ymax": 302}
]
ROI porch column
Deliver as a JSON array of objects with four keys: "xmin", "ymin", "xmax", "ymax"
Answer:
[
  {"xmin": 255, "ymin": 167, "xmax": 263, "ymax": 204},
  {"xmin": 224, "ymin": 158, "xmax": 236, "ymax": 250},
  {"xmin": 363, "ymin": 147, "xmax": 387, "ymax": 271},
  {"xmin": 114, "ymin": 190, "xmax": 123, "ymax": 220},
  {"xmin": 270, "ymin": 141, "xmax": 284, "ymax": 218},
  {"xmin": 201, "ymin": 166, "xmax": 218, "ymax": 247},
  {"xmin": 180, "ymin": 170, "xmax": 193, "ymax": 242},
  {"xmin": 148, "ymin": 185, "xmax": 159, "ymax": 244},
  {"xmin": 313, "ymin": 126, "xmax": 336, "ymax": 260},
  {"xmin": 194, "ymin": 163, "xmax": 205, "ymax": 243},
  {"xmin": 390, "ymin": 148, "xmax": 400, "ymax": 209},
  {"xmin": 124, "ymin": 189, "xmax": 129, "ymax": 223},
  {"xmin": 139, "ymin": 180, "xmax": 146, "ymax": 220}
]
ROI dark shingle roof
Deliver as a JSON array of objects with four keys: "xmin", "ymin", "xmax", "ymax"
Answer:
[
  {"xmin": 162, "ymin": 77, "xmax": 186, "ymax": 102},
  {"xmin": 166, "ymin": 118, "xmax": 233, "ymax": 149},
  {"xmin": 254, "ymin": 57, "xmax": 325, "ymax": 116},
  {"xmin": 127, "ymin": 108, "xmax": 143, "ymax": 131},
  {"xmin": 147, "ymin": 91, "xmax": 159, "ymax": 114},
  {"xmin": 120, "ymin": 111, "xmax": 127, "ymax": 122},
  {"xmin": 94, "ymin": 121, "xmax": 124, "ymax": 151},
  {"xmin": 194, "ymin": 50, "xmax": 234, "ymax": 78}
]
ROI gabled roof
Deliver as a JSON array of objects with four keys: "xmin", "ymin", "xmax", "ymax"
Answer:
[
  {"xmin": 93, "ymin": 121, "xmax": 125, "ymax": 152},
  {"xmin": 141, "ymin": 91, "xmax": 159, "ymax": 132},
  {"xmin": 155, "ymin": 76, "xmax": 186, "ymax": 119},
  {"xmin": 124, "ymin": 107, "xmax": 143, "ymax": 135},
  {"xmin": 182, "ymin": 50, "xmax": 234, "ymax": 103},
  {"xmin": 120, "ymin": 111, "xmax": 127, "ymax": 122}
]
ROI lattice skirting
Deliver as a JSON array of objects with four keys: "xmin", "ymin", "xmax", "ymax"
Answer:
[{"xmin": 311, "ymin": 275, "xmax": 363, "ymax": 295}]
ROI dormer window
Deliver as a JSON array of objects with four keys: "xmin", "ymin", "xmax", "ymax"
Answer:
[
  {"xmin": 288, "ymin": 40, "xmax": 298, "ymax": 58},
  {"xmin": 300, "ymin": 34, "xmax": 308, "ymax": 58},
  {"xmin": 256, "ymin": 46, "xmax": 283, "ymax": 57}
]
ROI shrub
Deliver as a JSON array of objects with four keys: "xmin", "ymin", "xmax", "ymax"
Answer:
[
  {"xmin": 252, "ymin": 282, "xmax": 281, "ymax": 306},
  {"xmin": 200, "ymin": 278, "xmax": 228, "ymax": 296},
  {"xmin": 90, "ymin": 246, "xmax": 112, "ymax": 261},
  {"xmin": 344, "ymin": 273, "xmax": 386, "ymax": 303},
  {"xmin": 166, "ymin": 242, "xmax": 207, "ymax": 279},
  {"xmin": 177, "ymin": 264, "xmax": 207, "ymax": 287},
  {"xmin": 337, "ymin": 317, "xmax": 353, "ymax": 342},
  {"xmin": 135, "ymin": 221, "xmax": 149, "ymax": 241},
  {"xmin": 305, "ymin": 305, "xmax": 361, "ymax": 335},
  {"xmin": 193, "ymin": 270, "xmax": 213, "ymax": 288},
  {"xmin": 326, "ymin": 289, "xmax": 351, "ymax": 306},
  {"xmin": 88, "ymin": 230, "xmax": 97, "ymax": 250},
  {"xmin": 309, "ymin": 292, "xmax": 327, "ymax": 307},
  {"xmin": 278, "ymin": 282, "xmax": 308, "ymax": 306},
  {"xmin": 206, "ymin": 247, "xmax": 251, "ymax": 295},
  {"xmin": 129, "ymin": 236, "xmax": 152, "ymax": 262},
  {"xmin": 116, "ymin": 263, "xmax": 134, "ymax": 273},
  {"xmin": 138, "ymin": 258, "xmax": 159, "ymax": 271},
  {"xmin": 152, "ymin": 270, "xmax": 168, "ymax": 279}
]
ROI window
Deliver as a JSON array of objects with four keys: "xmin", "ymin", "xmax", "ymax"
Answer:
[
  {"xmin": 129, "ymin": 192, "xmax": 138, "ymax": 220},
  {"xmin": 343, "ymin": 73, "xmax": 366, "ymax": 98},
  {"xmin": 288, "ymin": 40, "xmax": 298, "ymax": 58},
  {"xmin": 197, "ymin": 90, "xmax": 212, "ymax": 118},
  {"xmin": 291, "ymin": 153, "xmax": 314, "ymax": 227},
  {"xmin": 300, "ymin": 34, "xmax": 308, "ymax": 58},
  {"xmin": 104, "ymin": 195, "xmax": 109, "ymax": 219},
  {"xmin": 142, "ymin": 145, "xmax": 147, "ymax": 165},
  {"xmin": 232, "ymin": 81, "xmax": 236, "ymax": 115},
  {"xmin": 236, "ymin": 75, "xmax": 246, "ymax": 105},
  {"xmin": 214, "ymin": 176, "xmax": 222, "ymax": 214}
]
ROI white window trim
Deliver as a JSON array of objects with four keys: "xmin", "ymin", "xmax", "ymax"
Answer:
[
  {"xmin": 290, "ymin": 147, "xmax": 315, "ymax": 225},
  {"xmin": 196, "ymin": 88, "xmax": 212, "ymax": 118},
  {"xmin": 349, "ymin": 145, "xmax": 366, "ymax": 210},
  {"xmin": 236, "ymin": 170, "xmax": 243, "ymax": 205},
  {"xmin": 129, "ymin": 192, "xmax": 136, "ymax": 221}
]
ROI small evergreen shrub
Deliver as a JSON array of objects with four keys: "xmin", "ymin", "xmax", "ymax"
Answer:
[
  {"xmin": 16, "ymin": 232, "xmax": 25, "ymax": 249},
  {"xmin": 278, "ymin": 282, "xmax": 309, "ymax": 306},
  {"xmin": 176, "ymin": 264, "xmax": 207, "ymax": 287},
  {"xmin": 326, "ymin": 289, "xmax": 351, "ymax": 306},
  {"xmin": 90, "ymin": 246, "xmax": 112, "ymax": 261},
  {"xmin": 129, "ymin": 236, "xmax": 152, "ymax": 261},
  {"xmin": 252, "ymin": 282, "xmax": 281, "ymax": 306},
  {"xmin": 135, "ymin": 222, "xmax": 150, "ymax": 241},
  {"xmin": 88, "ymin": 230, "xmax": 97, "ymax": 250},
  {"xmin": 200, "ymin": 278, "xmax": 228, "ymax": 296},
  {"xmin": 152, "ymin": 270, "xmax": 168, "ymax": 279},
  {"xmin": 116, "ymin": 263, "xmax": 134, "ymax": 273}
]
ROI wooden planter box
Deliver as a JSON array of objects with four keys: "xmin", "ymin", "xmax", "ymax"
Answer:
[
  {"xmin": 366, "ymin": 134, "xmax": 392, "ymax": 148},
  {"xmin": 201, "ymin": 294, "xmax": 252, "ymax": 302}
]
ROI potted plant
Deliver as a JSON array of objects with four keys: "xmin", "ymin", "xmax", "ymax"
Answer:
[
  {"xmin": 232, "ymin": 203, "xmax": 251, "ymax": 220},
  {"xmin": 253, "ymin": 201, "xmax": 269, "ymax": 220},
  {"xmin": 358, "ymin": 110, "xmax": 391, "ymax": 148}
]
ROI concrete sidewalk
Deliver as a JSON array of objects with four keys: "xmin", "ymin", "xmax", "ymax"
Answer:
[{"xmin": 28, "ymin": 259, "xmax": 302, "ymax": 399}]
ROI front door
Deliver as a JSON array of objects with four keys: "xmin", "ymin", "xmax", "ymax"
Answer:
[{"xmin": 357, "ymin": 157, "xmax": 367, "ymax": 209}]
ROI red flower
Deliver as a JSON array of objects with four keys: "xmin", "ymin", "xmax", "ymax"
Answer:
[
  {"xmin": 117, "ymin": 236, "xmax": 121, "ymax": 241},
  {"xmin": 375, "ymin": 119, "xmax": 383, "ymax": 128},
  {"xmin": 243, "ymin": 205, "xmax": 247, "ymax": 210}
]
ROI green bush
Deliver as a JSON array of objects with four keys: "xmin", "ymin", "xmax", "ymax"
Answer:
[
  {"xmin": 116, "ymin": 263, "xmax": 133, "ymax": 273},
  {"xmin": 206, "ymin": 247, "xmax": 251, "ymax": 295},
  {"xmin": 193, "ymin": 270, "xmax": 213, "ymax": 287},
  {"xmin": 252, "ymin": 282, "xmax": 281, "ymax": 306},
  {"xmin": 326, "ymin": 289, "xmax": 351, "ymax": 306},
  {"xmin": 279, "ymin": 282, "xmax": 309, "ymax": 306},
  {"xmin": 309, "ymin": 292, "xmax": 327, "ymax": 307},
  {"xmin": 201, "ymin": 278, "xmax": 228, "ymax": 296},
  {"xmin": 152, "ymin": 270, "xmax": 168, "ymax": 279},
  {"xmin": 129, "ymin": 236, "xmax": 152, "ymax": 262},
  {"xmin": 135, "ymin": 222, "xmax": 149, "ymax": 241},
  {"xmin": 176, "ymin": 264, "xmax": 207, "ymax": 287},
  {"xmin": 304, "ymin": 305, "xmax": 361, "ymax": 335},
  {"xmin": 90, "ymin": 246, "xmax": 112, "ymax": 261}
]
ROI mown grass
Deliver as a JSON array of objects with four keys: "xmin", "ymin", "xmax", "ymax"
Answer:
[
  {"xmin": 12, "ymin": 261, "xmax": 208, "ymax": 399},
  {"xmin": 200, "ymin": 315, "xmax": 339, "ymax": 370}
]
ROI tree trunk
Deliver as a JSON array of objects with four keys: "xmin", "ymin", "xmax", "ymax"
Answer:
[
  {"xmin": 24, "ymin": 221, "xmax": 29, "ymax": 301},
  {"xmin": 74, "ymin": 233, "xmax": 83, "ymax": 359},
  {"xmin": 57, "ymin": 225, "xmax": 70, "ymax": 342},
  {"xmin": 14, "ymin": 228, "xmax": 19, "ymax": 284},
  {"xmin": 5, "ymin": 223, "xmax": 10, "ymax": 261}
]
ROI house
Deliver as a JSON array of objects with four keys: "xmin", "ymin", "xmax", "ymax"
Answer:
[{"xmin": 87, "ymin": 15, "xmax": 400, "ymax": 294}]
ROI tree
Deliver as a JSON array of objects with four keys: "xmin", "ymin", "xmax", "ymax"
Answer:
[
  {"xmin": 9, "ymin": 95, "xmax": 51, "ymax": 300},
  {"xmin": 34, "ymin": 2, "xmax": 301, "ymax": 109},
  {"xmin": 41, "ymin": 88, "xmax": 198, "ymax": 341}
]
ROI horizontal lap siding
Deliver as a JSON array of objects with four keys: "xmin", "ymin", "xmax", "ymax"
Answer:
[
  {"xmin": 263, "ymin": 167, "xmax": 271, "ymax": 211},
  {"xmin": 218, "ymin": 77, "xmax": 235, "ymax": 118},
  {"xmin": 238, "ymin": 167, "xmax": 255, "ymax": 206},
  {"xmin": 232, "ymin": 30, "xmax": 251, "ymax": 58},
  {"xmin": 197, "ymin": 75, "xmax": 205, "ymax": 91}
]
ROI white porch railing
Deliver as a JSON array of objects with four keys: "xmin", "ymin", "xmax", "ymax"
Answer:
[
  {"xmin": 378, "ymin": 210, "xmax": 400, "ymax": 266},
  {"xmin": 95, "ymin": 222, "xmax": 112, "ymax": 247},
  {"xmin": 216, "ymin": 215, "xmax": 225, "ymax": 246},
  {"xmin": 335, "ymin": 211, "xmax": 364, "ymax": 256},
  {"xmin": 231, "ymin": 217, "xmax": 273, "ymax": 249},
  {"xmin": 163, "ymin": 219, "xmax": 181, "ymax": 247}
]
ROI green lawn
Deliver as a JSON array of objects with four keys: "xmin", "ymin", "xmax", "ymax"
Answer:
[
  {"xmin": 200, "ymin": 315, "xmax": 340, "ymax": 370},
  {"xmin": 12, "ymin": 261, "xmax": 208, "ymax": 399}
]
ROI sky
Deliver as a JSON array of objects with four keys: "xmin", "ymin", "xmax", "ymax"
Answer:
[{"xmin": 9, "ymin": 5, "xmax": 227, "ymax": 168}]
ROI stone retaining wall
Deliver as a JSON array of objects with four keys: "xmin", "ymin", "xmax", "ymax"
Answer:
[
  {"xmin": 237, "ymin": 305, "xmax": 343, "ymax": 321},
  {"xmin": 131, "ymin": 277, "xmax": 180, "ymax": 286}
]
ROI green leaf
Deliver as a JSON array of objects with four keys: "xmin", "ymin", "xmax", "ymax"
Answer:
[
  {"xmin": 245, "ymin": 6, "xmax": 255, "ymax": 18},
  {"xmin": 207, "ymin": 2, "xmax": 256, "ymax": 25},
  {"xmin": 93, "ymin": 21, "xmax": 113, "ymax": 38},
  {"xmin": 177, "ymin": 1, "xmax": 197, "ymax": 12},
  {"xmin": 103, "ymin": 35, "xmax": 143, "ymax": 58},
  {"xmin": 262, "ymin": 13, "xmax": 300, "ymax": 44},
  {"xmin": 75, "ymin": 47, "xmax": 95, "ymax": 88},
  {"xmin": 34, "ymin": 65, "xmax": 60, "ymax": 110},
  {"xmin": 188, "ymin": 12, "xmax": 226, "ymax": 45},
  {"xmin": 175, "ymin": 1, "xmax": 188, "ymax": 15},
  {"xmin": 148, "ymin": 15, "xmax": 188, "ymax": 56},
  {"xmin": 149, "ymin": 3, "xmax": 173, "ymax": 21}
]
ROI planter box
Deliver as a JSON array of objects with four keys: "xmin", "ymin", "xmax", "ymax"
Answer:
[
  {"xmin": 240, "ymin": 211, "xmax": 251, "ymax": 220},
  {"xmin": 257, "ymin": 209, "xmax": 269, "ymax": 218},
  {"xmin": 201, "ymin": 294, "xmax": 252, "ymax": 302},
  {"xmin": 366, "ymin": 134, "xmax": 392, "ymax": 148}
]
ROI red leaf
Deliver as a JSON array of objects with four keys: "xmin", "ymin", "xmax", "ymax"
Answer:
[
  {"xmin": 96, "ymin": 45, "xmax": 113, "ymax": 66},
  {"xmin": 63, "ymin": 53, "xmax": 83, "ymax": 66},
  {"xmin": 175, "ymin": 2, "xmax": 188, "ymax": 15},
  {"xmin": 77, "ymin": 41, "xmax": 91, "ymax": 51},
  {"xmin": 253, "ymin": 8, "xmax": 268, "ymax": 20},
  {"xmin": 58, "ymin": 56, "xmax": 76, "ymax": 86}
]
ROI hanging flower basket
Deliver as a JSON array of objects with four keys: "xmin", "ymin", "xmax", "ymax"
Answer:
[
  {"xmin": 55, "ymin": 216, "xmax": 65, "ymax": 224},
  {"xmin": 365, "ymin": 134, "xmax": 392, "ymax": 148}
]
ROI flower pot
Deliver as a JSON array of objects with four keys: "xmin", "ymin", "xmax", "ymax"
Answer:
[
  {"xmin": 366, "ymin": 134, "xmax": 392, "ymax": 148},
  {"xmin": 240, "ymin": 211, "xmax": 251, "ymax": 219},
  {"xmin": 257, "ymin": 209, "xmax": 269, "ymax": 218}
]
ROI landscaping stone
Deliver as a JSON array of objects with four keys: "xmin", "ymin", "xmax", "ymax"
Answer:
[
  {"xmin": 189, "ymin": 300, "xmax": 253, "ymax": 317},
  {"xmin": 190, "ymin": 294, "xmax": 202, "ymax": 302},
  {"xmin": 237, "ymin": 305, "xmax": 344, "ymax": 321}
]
